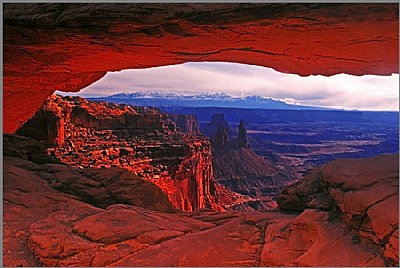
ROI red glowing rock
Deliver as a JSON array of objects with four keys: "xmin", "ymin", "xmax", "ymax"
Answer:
[
  {"xmin": 17, "ymin": 95, "xmax": 221, "ymax": 212},
  {"xmin": 261, "ymin": 209, "xmax": 385, "ymax": 267},
  {"xmin": 3, "ymin": 134, "xmax": 396, "ymax": 266},
  {"xmin": 278, "ymin": 154, "xmax": 399, "ymax": 266},
  {"xmin": 3, "ymin": 3, "xmax": 398, "ymax": 133}
]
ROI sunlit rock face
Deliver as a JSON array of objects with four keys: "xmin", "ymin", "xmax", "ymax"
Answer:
[
  {"xmin": 4, "ymin": 134, "xmax": 395, "ymax": 267},
  {"xmin": 16, "ymin": 95, "xmax": 221, "ymax": 212},
  {"xmin": 278, "ymin": 154, "xmax": 399, "ymax": 266},
  {"xmin": 3, "ymin": 3, "xmax": 399, "ymax": 133}
]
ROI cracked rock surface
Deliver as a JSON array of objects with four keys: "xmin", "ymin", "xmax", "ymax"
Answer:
[
  {"xmin": 278, "ymin": 154, "xmax": 399, "ymax": 266},
  {"xmin": 4, "ymin": 134, "xmax": 396, "ymax": 266}
]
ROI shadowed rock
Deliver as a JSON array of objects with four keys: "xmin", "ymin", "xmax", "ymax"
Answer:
[
  {"xmin": 204, "ymin": 113, "xmax": 231, "ymax": 138},
  {"xmin": 237, "ymin": 119, "xmax": 249, "ymax": 149},
  {"xmin": 210, "ymin": 124, "xmax": 230, "ymax": 148},
  {"xmin": 167, "ymin": 114, "xmax": 201, "ymax": 135},
  {"xmin": 209, "ymin": 117, "xmax": 296, "ymax": 210},
  {"xmin": 3, "ymin": 134, "xmax": 395, "ymax": 266}
]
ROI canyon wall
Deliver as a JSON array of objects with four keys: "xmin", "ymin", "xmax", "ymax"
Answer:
[
  {"xmin": 166, "ymin": 114, "xmax": 201, "ymax": 135},
  {"xmin": 4, "ymin": 134, "xmax": 397, "ymax": 266},
  {"xmin": 3, "ymin": 3, "xmax": 398, "ymax": 133},
  {"xmin": 17, "ymin": 95, "xmax": 222, "ymax": 212}
]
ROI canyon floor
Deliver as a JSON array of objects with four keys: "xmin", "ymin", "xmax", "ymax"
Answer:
[{"xmin": 160, "ymin": 106, "xmax": 399, "ymax": 179}]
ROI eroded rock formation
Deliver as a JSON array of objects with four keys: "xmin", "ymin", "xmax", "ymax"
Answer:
[
  {"xmin": 278, "ymin": 154, "xmax": 399, "ymax": 266},
  {"xmin": 3, "ymin": 3, "xmax": 399, "ymax": 266},
  {"xmin": 209, "ymin": 117, "xmax": 296, "ymax": 209},
  {"xmin": 166, "ymin": 114, "xmax": 201, "ymax": 135},
  {"xmin": 3, "ymin": 3, "xmax": 398, "ymax": 133},
  {"xmin": 210, "ymin": 124, "xmax": 230, "ymax": 148},
  {"xmin": 237, "ymin": 119, "xmax": 249, "ymax": 148},
  {"xmin": 204, "ymin": 114, "xmax": 231, "ymax": 138},
  {"xmin": 212, "ymin": 145, "xmax": 295, "ymax": 210},
  {"xmin": 17, "ymin": 95, "xmax": 221, "ymax": 212},
  {"xmin": 3, "ymin": 134, "xmax": 396, "ymax": 267}
]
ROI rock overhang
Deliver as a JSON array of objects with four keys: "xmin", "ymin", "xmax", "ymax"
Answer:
[{"xmin": 3, "ymin": 3, "xmax": 399, "ymax": 133}]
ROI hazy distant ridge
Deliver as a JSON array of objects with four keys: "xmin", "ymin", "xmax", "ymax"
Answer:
[{"xmin": 93, "ymin": 92, "xmax": 331, "ymax": 110}]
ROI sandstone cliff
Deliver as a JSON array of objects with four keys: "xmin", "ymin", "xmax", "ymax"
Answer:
[
  {"xmin": 17, "ymin": 95, "xmax": 221, "ymax": 212},
  {"xmin": 167, "ymin": 114, "xmax": 201, "ymax": 135},
  {"xmin": 3, "ymin": 134, "xmax": 396, "ymax": 267}
]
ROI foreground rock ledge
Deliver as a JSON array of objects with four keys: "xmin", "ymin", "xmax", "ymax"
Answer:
[
  {"xmin": 3, "ymin": 3, "xmax": 399, "ymax": 133},
  {"xmin": 3, "ymin": 134, "xmax": 398, "ymax": 266},
  {"xmin": 278, "ymin": 154, "xmax": 399, "ymax": 266}
]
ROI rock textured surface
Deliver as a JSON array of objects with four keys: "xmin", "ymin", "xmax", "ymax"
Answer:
[
  {"xmin": 261, "ymin": 209, "xmax": 384, "ymax": 267},
  {"xmin": 3, "ymin": 134, "xmax": 174, "ymax": 266},
  {"xmin": 237, "ymin": 119, "xmax": 249, "ymax": 148},
  {"xmin": 167, "ymin": 114, "xmax": 201, "ymax": 135},
  {"xmin": 4, "ymin": 134, "xmax": 176, "ymax": 213},
  {"xmin": 3, "ymin": 3, "xmax": 399, "ymax": 133},
  {"xmin": 278, "ymin": 154, "xmax": 399, "ymax": 266},
  {"xmin": 17, "ymin": 95, "xmax": 221, "ymax": 212},
  {"xmin": 4, "ymin": 134, "xmax": 396, "ymax": 266}
]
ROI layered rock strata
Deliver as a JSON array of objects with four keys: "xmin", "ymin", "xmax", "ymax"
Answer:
[
  {"xmin": 167, "ymin": 114, "xmax": 201, "ymax": 135},
  {"xmin": 17, "ymin": 95, "xmax": 221, "ymax": 212},
  {"xmin": 3, "ymin": 134, "xmax": 395, "ymax": 267}
]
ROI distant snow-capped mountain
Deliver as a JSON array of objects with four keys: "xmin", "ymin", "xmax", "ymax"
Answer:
[
  {"xmin": 90, "ymin": 92, "xmax": 331, "ymax": 110},
  {"xmin": 108, "ymin": 92, "xmax": 233, "ymax": 100}
]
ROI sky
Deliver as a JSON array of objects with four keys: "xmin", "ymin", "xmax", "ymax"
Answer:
[{"xmin": 61, "ymin": 62, "xmax": 399, "ymax": 111}]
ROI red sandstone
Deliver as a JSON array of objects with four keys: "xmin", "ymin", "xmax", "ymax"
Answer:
[
  {"xmin": 3, "ymin": 3, "xmax": 399, "ymax": 133},
  {"xmin": 3, "ymin": 134, "xmax": 398, "ymax": 266},
  {"xmin": 17, "ymin": 95, "xmax": 222, "ymax": 212},
  {"xmin": 2, "ymin": 4, "xmax": 399, "ymax": 267}
]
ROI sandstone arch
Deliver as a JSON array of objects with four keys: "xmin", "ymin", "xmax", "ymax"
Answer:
[{"xmin": 3, "ymin": 3, "xmax": 399, "ymax": 133}]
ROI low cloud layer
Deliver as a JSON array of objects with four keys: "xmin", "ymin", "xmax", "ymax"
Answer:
[{"xmin": 65, "ymin": 62, "xmax": 399, "ymax": 111}]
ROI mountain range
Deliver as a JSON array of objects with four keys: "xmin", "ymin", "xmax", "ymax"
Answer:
[{"xmin": 89, "ymin": 92, "xmax": 333, "ymax": 110}]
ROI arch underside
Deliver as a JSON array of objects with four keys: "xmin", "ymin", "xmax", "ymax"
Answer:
[{"xmin": 3, "ymin": 3, "xmax": 399, "ymax": 133}]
